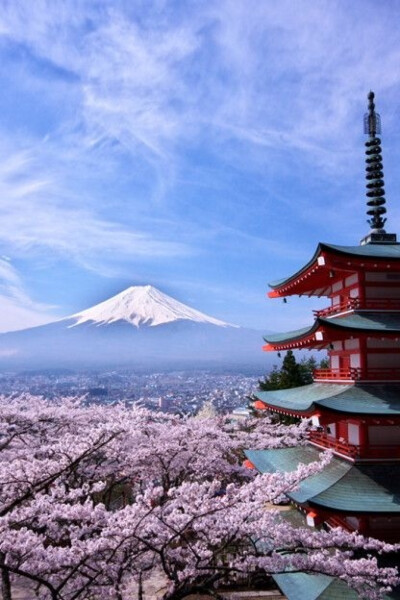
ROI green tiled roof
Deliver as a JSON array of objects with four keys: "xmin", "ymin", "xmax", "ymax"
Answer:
[
  {"xmin": 244, "ymin": 446, "xmax": 400, "ymax": 513},
  {"xmin": 312, "ymin": 464, "xmax": 400, "ymax": 513},
  {"xmin": 318, "ymin": 384, "xmax": 400, "ymax": 414},
  {"xmin": 269, "ymin": 242, "xmax": 400, "ymax": 290},
  {"xmin": 321, "ymin": 312, "xmax": 400, "ymax": 332},
  {"xmin": 326, "ymin": 243, "xmax": 400, "ymax": 258},
  {"xmin": 256, "ymin": 383, "xmax": 400, "ymax": 416},
  {"xmin": 245, "ymin": 447, "xmax": 351, "ymax": 504},
  {"xmin": 273, "ymin": 573, "xmax": 360, "ymax": 600},
  {"xmin": 264, "ymin": 324, "xmax": 318, "ymax": 344},
  {"xmin": 256, "ymin": 383, "xmax": 352, "ymax": 413},
  {"xmin": 264, "ymin": 312, "xmax": 400, "ymax": 345},
  {"xmin": 245, "ymin": 446, "xmax": 318, "ymax": 473}
]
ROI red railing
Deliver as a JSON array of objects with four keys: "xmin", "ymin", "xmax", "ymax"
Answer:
[
  {"xmin": 327, "ymin": 515, "xmax": 351, "ymax": 530},
  {"xmin": 314, "ymin": 299, "xmax": 359, "ymax": 318},
  {"xmin": 309, "ymin": 432, "xmax": 400, "ymax": 459},
  {"xmin": 309, "ymin": 431, "xmax": 358, "ymax": 457},
  {"xmin": 313, "ymin": 367, "xmax": 400, "ymax": 382},
  {"xmin": 313, "ymin": 368, "xmax": 361, "ymax": 381},
  {"xmin": 314, "ymin": 297, "xmax": 400, "ymax": 318}
]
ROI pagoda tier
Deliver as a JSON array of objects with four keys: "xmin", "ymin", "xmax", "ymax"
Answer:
[
  {"xmin": 256, "ymin": 382, "xmax": 400, "ymax": 417},
  {"xmin": 264, "ymin": 312, "xmax": 400, "ymax": 349},
  {"xmin": 254, "ymin": 383, "xmax": 400, "ymax": 460},
  {"xmin": 245, "ymin": 446, "xmax": 400, "ymax": 542},
  {"xmin": 263, "ymin": 312, "xmax": 400, "ymax": 382},
  {"xmin": 268, "ymin": 242, "xmax": 400, "ymax": 300}
]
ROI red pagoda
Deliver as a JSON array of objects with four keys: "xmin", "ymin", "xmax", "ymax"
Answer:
[{"xmin": 246, "ymin": 92, "xmax": 400, "ymax": 544}]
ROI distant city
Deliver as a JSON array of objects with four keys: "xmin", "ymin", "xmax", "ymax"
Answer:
[{"xmin": 0, "ymin": 369, "xmax": 259, "ymax": 415}]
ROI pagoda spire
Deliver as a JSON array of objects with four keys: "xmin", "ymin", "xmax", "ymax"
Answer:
[
  {"xmin": 364, "ymin": 91, "xmax": 386, "ymax": 231},
  {"xmin": 360, "ymin": 91, "xmax": 397, "ymax": 245}
]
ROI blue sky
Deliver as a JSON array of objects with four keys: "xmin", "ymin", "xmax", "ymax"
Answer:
[{"xmin": 1, "ymin": 0, "xmax": 400, "ymax": 333}]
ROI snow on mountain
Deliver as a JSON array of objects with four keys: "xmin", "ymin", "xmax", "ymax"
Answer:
[
  {"xmin": 67, "ymin": 285, "xmax": 235, "ymax": 329},
  {"xmin": 0, "ymin": 285, "xmax": 269, "ymax": 369}
]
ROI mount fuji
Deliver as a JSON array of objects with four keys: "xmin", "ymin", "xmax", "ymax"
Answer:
[
  {"xmin": 0, "ymin": 286, "xmax": 268, "ymax": 371},
  {"xmin": 68, "ymin": 285, "xmax": 233, "ymax": 329}
]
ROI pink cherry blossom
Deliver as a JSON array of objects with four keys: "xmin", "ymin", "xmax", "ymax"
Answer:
[{"xmin": 0, "ymin": 395, "xmax": 397, "ymax": 600}]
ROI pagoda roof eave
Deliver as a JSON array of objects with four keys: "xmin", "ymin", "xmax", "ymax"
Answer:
[
  {"xmin": 245, "ymin": 447, "xmax": 352, "ymax": 505},
  {"xmin": 320, "ymin": 312, "xmax": 400, "ymax": 331},
  {"xmin": 263, "ymin": 323, "xmax": 319, "ymax": 346},
  {"xmin": 310, "ymin": 463, "xmax": 400, "ymax": 513},
  {"xmin": 255, "ymin": 383, "xmax": 348, "ymax": 415},
  {"xmin": 268, "ymin": 242, "xmax": 400, "ymax": 297},
  {"xmin": 245, "ymin": 446, "xmax": 400, "ymax": 513},
  {"xmin": 268, "ymin": 242, "xmax": 325, "ymax": 291},
  {"xmin": 255, "ymin": 382, "xmax": 400, "ymax": 416},
  {"xmin": 272, "ymin": 573, "xmax": 360, "ymax": 600},
  {"xmin": 264, "ymin": 312, "xmax": 400, "ymax": 349}
]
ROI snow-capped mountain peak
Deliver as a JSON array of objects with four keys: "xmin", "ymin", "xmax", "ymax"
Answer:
[{"xmin": 67, "ymin": 285, "xmax": 235, "ymax": 329}]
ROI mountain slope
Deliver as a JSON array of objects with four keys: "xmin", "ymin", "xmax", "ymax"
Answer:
[
  {"xmin": 0, "ymin": 286, "xmax": 268, "ymax": 370},
  {"xmin": 67, "ymin": 285, "xmax": 233, "ymax": 329}
]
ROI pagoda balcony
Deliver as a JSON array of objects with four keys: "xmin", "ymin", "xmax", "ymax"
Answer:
[
  {"xmin": 309, "ymin": 431, "xmax": 400, "ymax": 460},
  {"xmin": 309, "ymin": 431, "xmax": 358, "ymax": 457},
  {"xmin": 313, "ymin": 367, "xmax": 400, "ymax": 382},
  {"xmin": 314, "ymin": 298, "xmax": 400, "ymax": 318},
  {"xmin": 314, "ymin": 299, "xmax": 359, "ymax": 317}
]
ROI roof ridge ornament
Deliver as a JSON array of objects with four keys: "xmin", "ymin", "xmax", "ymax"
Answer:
[{"xmin": 360, "ymin": 91, "xmax": 397, "ymax": 245}]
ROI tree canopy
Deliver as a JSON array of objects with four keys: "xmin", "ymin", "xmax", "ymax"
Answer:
[
  {"xmin": 259, "ymin": 351, "xmax": 328, "ymax": 391},
  {"xmin": 0, "ymin": 396, "xmax": 397, "ymax": 600}
]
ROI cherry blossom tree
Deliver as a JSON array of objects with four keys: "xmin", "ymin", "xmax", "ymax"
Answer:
[{"xmin": 0, "ymin": 396, "xmax": 398, "ymax": 600}]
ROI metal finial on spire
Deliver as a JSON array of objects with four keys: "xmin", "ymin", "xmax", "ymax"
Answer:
[
  {"xmin": 364, "ymin": 91, "xmax": 381, "ymax": 136},
  {"xmin": 364, "ymin": 91, "xmax": 386, "ymax": 232}
]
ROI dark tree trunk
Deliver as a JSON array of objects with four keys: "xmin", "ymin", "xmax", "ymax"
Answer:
[
  {"xmin": 138, "ymin": 571, "xmax": 143, "ymax": 600},
  {"xmin": 0, "ymin": 553, "xmax": 12, "ymax": 600}
]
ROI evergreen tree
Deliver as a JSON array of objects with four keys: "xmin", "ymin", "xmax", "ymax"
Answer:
[
  {"xmin": 299, "ymin": 356, "xmax": 317, "ymax": 384},
  {"xmin": 279, "ymin": 350, "xmax": 306, "ymax": 388},
  {"xmin": 319, "ymin": 356, "xmax": 329, "ymax": 369},
  {"xmin": 258, "ymin": 365, "xmax": 281, "ymax": 391},
  {"xmin": 259, "ymin": 352, "xmax": 328, "ymax": 392},
  {"xmin": 257, "ymin": 353, "xmax": 329, "ymax": 424},
  {"xmin": 259, "ymin": 351, "xmax": 309, "ymax": 391}
]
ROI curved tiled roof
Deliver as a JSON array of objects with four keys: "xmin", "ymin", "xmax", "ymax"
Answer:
[
  {"xmin": 256, "ymin": 383, "xmax": 400, "ymax": 416},
  {"xmin": 245, "ymin": 447, "xmax": 351, "ymax": 505},
  {"xmin": 321, "ymin": 312, "xmax": 400, "ymax": 331},
  {"xmin": 264, "ymin": 323, "xmax": 319, "ymax": 344},
  {"xmin": 269, "ymin": 242, "xmax": 400, "ymax": 290},
  {"xmin": 273, "ymin": 573, "xmax": 360, "ymax": 600},
  {"xmin": 245, "ymin": 446, "xmax": 400, "ymax": 513},
  {"xmin": 312, "ymin": 464, "xmax": 400, "ymax": 513},
  {"xmin": 264, "ymin": 312, "xmax": 400, "ymax": 345}
]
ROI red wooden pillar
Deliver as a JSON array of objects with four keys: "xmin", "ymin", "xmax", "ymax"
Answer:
[
  {"xmin": 359, "ymin": 335, "xmax": 368, "ymax": 378},
  {"xmin": 358, "ymin": 420, "xmax": 368, "ymax": 457},
  {"xmin": 358, "ymin": 269, "xmax": 366, "ymax": 306},
  {"xmin": 358, "ymin": 515, "xmax": 369, "ymax": 535}
]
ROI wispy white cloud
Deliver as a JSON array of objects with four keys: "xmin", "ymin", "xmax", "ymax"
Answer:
[
  {"xmin": 0, "ymin": 1, "xmax": 400, "ymax": 330},
  {"xmin": 2, "ymin": 1, "xmax": 400, "ymax": 164},
  {"xmin": 0, "ymin": 146, "xmax": 191, "ymax": 276},
  {"xmin": 0, "ymin": 257, "xmax": 55, "ymax": 332}
]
